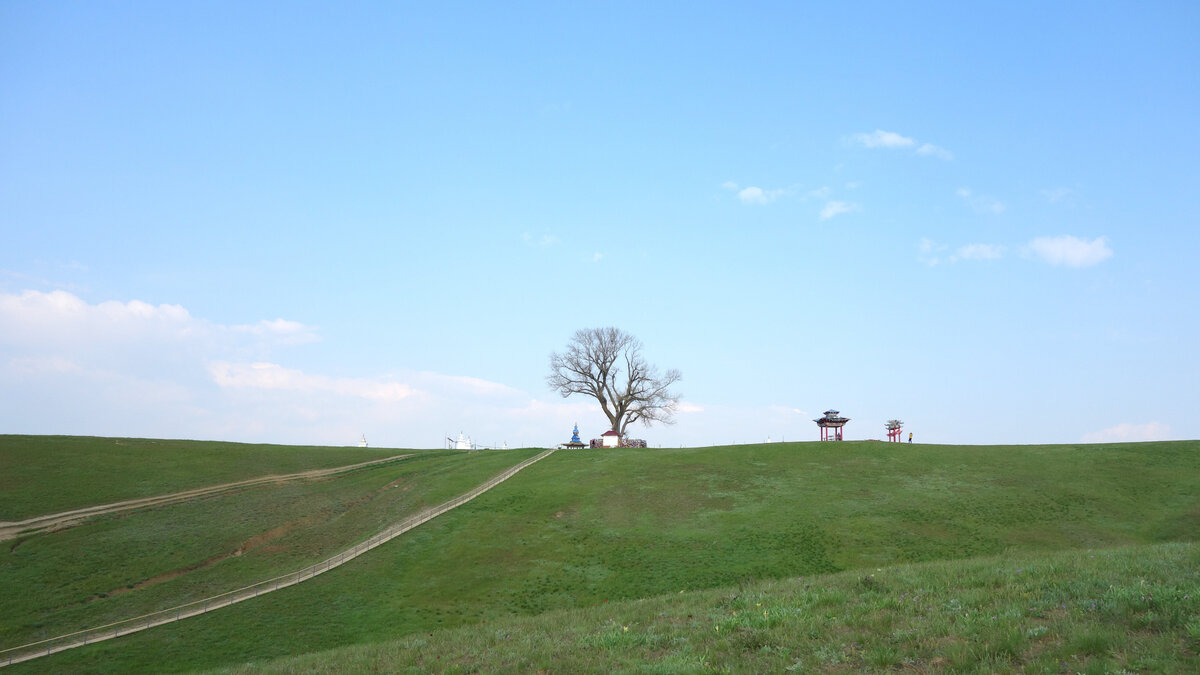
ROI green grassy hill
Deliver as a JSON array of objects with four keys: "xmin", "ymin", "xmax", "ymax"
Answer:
[
  {"xmin": 209, "ymin": 542, "xmax": 1200, "ymax": 674},
  {"xmin": 3, "ymin": 438, "xmax": 1198, "ymax": 672},
  {"xmin": 0, "ymin": 435, "xmax": 414, "ymax": 520}
]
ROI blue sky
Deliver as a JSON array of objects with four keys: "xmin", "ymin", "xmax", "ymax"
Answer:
[{"xmin": 2, "ymin": 1, "xmax": 1197, "ymax": 447}]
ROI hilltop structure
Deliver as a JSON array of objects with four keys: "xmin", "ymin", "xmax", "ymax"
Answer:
[
  {"xmin": 560, "ymin": 423, "xmax": 587, "ymax": 449},
  {"xmin": 588, "ymin": 430, "xmax": 648, "ymax": 449},
  {"xmin": 885, "ymin": 420, "xmax": 903, "ymax": 442},
  {"xmin": 814, "ymin": 409, "xmax": 850, "ymax": 441}
]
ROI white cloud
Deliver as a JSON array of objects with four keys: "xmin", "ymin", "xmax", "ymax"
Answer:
[
  {"xmin": 592, "ymin": 252, "xmax": 603, "ymax": 262},
  {"xmin": 209, "ymin": 361, "xmax": 418, "ymax": 402},
  {"xmin": 414, "ymin": 371, "xmax": 521, "ymax": 398},
  {"xmin": 677, "ymin": 402, "xmax": 704, "ymax": 413},
  {"xmin": 851, "ymin": 130, "xmax": 953, "ymax": 160},
  {"xmin": 956, "ymin": 187, "xmax": 1005, "ymax": 214},
  {"xmin": 723, "ymin": 181, "xmax": 791, "ymax": 205},
  {"xmin": 950, "ymin": 243, "xmax": 1005, "ymax": 262},
  {"xmin": 819, "ymin": 201, "xmax": 860, "ymax": 221},
  {"xmin": 0, "ymin": 289, "xmax": 574, "ymax": 447},
  {"xmin": 1026, "ymin": 235, "xmax": 1113, "ymax": 268},
  {"xmin": 918, "ymin": 237, "xmax": 948, "ymax": 266},
  {"xmin": 232, "ymin": 318, "xmax": 320, "ymax": 344},
  {"xmin": 738, "ymin": 186, "xmax": 767, "ymax": 204},
  {"xmin": 0, "ymin": 289, "xmax": 323, "ymax": 350},
  {"xmin": 738, "ymin": 186, "xmax": 786, "ymax": 205},
  {"xmin": 852, "ymin": 130, "xmax": 915, "ymax": 149},
  {"xmin": 1081, "ymin": 422, "xmax": 1170, "ymax": 443},
  {"xmin": 0, "ymin": 289, "xmax": 190, "ymax": 325},
  {"xmin": 915, "ymin": 143, "xmax": 953, "ymax": 160},
  {"xmin": 522, "ymin": 232, "xmax": 559, "ymax": 247},
  {"xmin": 767, "ymin": 405, "xmax": 808, "ymax": 417},
  {"xmin": 1041, "ymin": 187, "xmax": 1074, "ymax": 203},
  {"xmin": 6, "ymin": 355, "xmax": 83, "ymax": 375},
  {"xmin": 808, "ymin": 186, "xmax": 831, "ymax": 199}
]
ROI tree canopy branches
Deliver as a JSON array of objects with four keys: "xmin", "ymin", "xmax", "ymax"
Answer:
[{"xmin": 547, "ymin": 327, "xmax": 682, "ymax": 435}]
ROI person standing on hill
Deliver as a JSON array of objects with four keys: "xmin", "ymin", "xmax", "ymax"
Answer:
[{"xmin": 908, "ymin": 432, "xmax": 913, "ymax": 444}]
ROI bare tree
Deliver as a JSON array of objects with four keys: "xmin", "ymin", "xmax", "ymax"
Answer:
[{"xmin": 547, "ymin": 327, "xmax": 682, "ymax": 435}]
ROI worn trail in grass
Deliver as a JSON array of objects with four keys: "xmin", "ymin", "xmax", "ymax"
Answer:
[
  {"xmin": 0, "ymin": 435, "xmax": 414, "ymax": 520},
  {"xmin": 0, "ymin": 452, "xmax": 414, "ymax": 541},
  {"xmin": 1, "ymin": 447, "xmax": 542, "ymax": 650}
]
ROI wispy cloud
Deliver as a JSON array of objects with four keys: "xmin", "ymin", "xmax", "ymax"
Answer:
[
  {"xmin": 851, "ymin": 129, "xmax": 952, "ymax": 160},
  {"xmin": 819, "ymin": 201, "xmax": 860, "ymax": 221},
  {"xmin": 677, "ymin": 402, "xmax": 704, "ymax": 413},
  {"xmin": 852, "ymin": 130, "xmax": 915, "ymax": 149},
  {"xmin": 950, "ymin": 243, "xmax": 1005, "ymax": 262},
  {"xmin": 956, "ymin": 187, "xmax": 1005, "ymax": 214},
  {"xmin": 722, "ymin": 181, "xmax": 788, "ymax": 205},
  {"xmin": 1081, "ymin": 421, "xmax": 1170, "ymax": 443},
  {"xmin": 918, "ymin": 238, "xmax": 948, "ymax": 266},
  {"xmin": 209, "ymin": 361, "xmax": 419, "ymax": 402},
  {"xmin": 1026, "ymin": 235, "xmax": 1113, "ymax": 267},
  {"xmin": 0, "ymin": 289, "xmax": 590, "ymax": 448},
  {"xmin": 592, "ymin": 252, "xmax": 603, "ymax": 263},
  {"xmin": 1041, "ymin": 187, "xmax": 1074, "ymax": 204},
  {"xmin": 768, "ymin": 405, "xmax": 808, "ymax": 417},
  {"xmin": 915, "ymin": 143, "xmax": 954, "ymax": 160},
  {"xmin": 521, "ymin": 232, "xmax": 559, "ymax": 247},
  {"xmin": 232, "ymin": 318, "xmax": 320, "ymax": 345}
]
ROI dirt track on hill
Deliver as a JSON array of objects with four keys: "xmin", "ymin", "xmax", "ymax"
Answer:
[
  {"xmin": 0, "ymin": 448, "xmax": 557, "ymax": 668},
  {"xmin": 0, "ymin": 454, "xmax": 413, "ymax": 542}
]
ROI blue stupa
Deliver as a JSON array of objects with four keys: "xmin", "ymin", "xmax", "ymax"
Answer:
[{"xmin": 563, "ymin": 423, "xmax": 587, "ymax": 449}]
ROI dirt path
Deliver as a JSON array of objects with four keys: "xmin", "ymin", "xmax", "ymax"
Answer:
[
  {"xmin": 0, "ymin": 448, "xmax": 556, "ymax": 668},
  {"xmin": 0, "ymin": 454, "xmax": 413, "ymax": 542}
]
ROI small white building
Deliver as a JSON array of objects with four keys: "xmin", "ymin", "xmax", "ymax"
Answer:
[
  {"xmin": 358, "ymin": 434, "xmax": 368, "ymax": 448},
  {"xmin": 454, "ymin": 432, "xmax": 472, "ymax": 450},
  {"xmin": 601, "ymin": 430, "xmax": 621, "ymax": 448}
]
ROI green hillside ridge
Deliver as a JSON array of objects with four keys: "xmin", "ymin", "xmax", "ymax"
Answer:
[
  {"xmin": 1, "ymin": 442, "xmax": 542, "ymax": 650},
  {"xmin": 0, "ymin": 435, "xmax": 416, "ymax": 520},
  {"xmin": 4, "ymin": 438, "xmax": 1196, "ymax": 673},
  {"xmin": 206, "ymin": 542, "xmax": 1200, "ymax": 674}
]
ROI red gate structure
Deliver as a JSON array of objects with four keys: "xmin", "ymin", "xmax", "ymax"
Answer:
[{"xmin": 886, "ymin": 419, "xmax": 903, "ymax": 442}]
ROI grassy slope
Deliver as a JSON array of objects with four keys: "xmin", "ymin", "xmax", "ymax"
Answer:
[
  {"xmin": 1, "ymin": 447, "xmax": 542, "ymax": 648},
  {"xmin": 0, "ymin": 435, "xmax": 415, "ymax": 520},
  {"xmin": 11, "ymin": 440, "xmax": 1198, "ymax": 673},
  {"xmin": 210, "ymin": 542, "xmax": 1200, "ymax": 674}
]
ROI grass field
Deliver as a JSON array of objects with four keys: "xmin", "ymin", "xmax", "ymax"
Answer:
[
  {"xmin": 0, "ymin": 438, "xmax": 541, "ymax": 652},
  {"xmin": 207, "ymin": 541, "xmax": 1200, "ymax": 674},
  {"xmin": 0, "ymin": 435, "xmax": 414, "ymax": 520},
  {"xmin": 3, "ymin": 438, "xmax": 1197, "ymax": 672}
]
